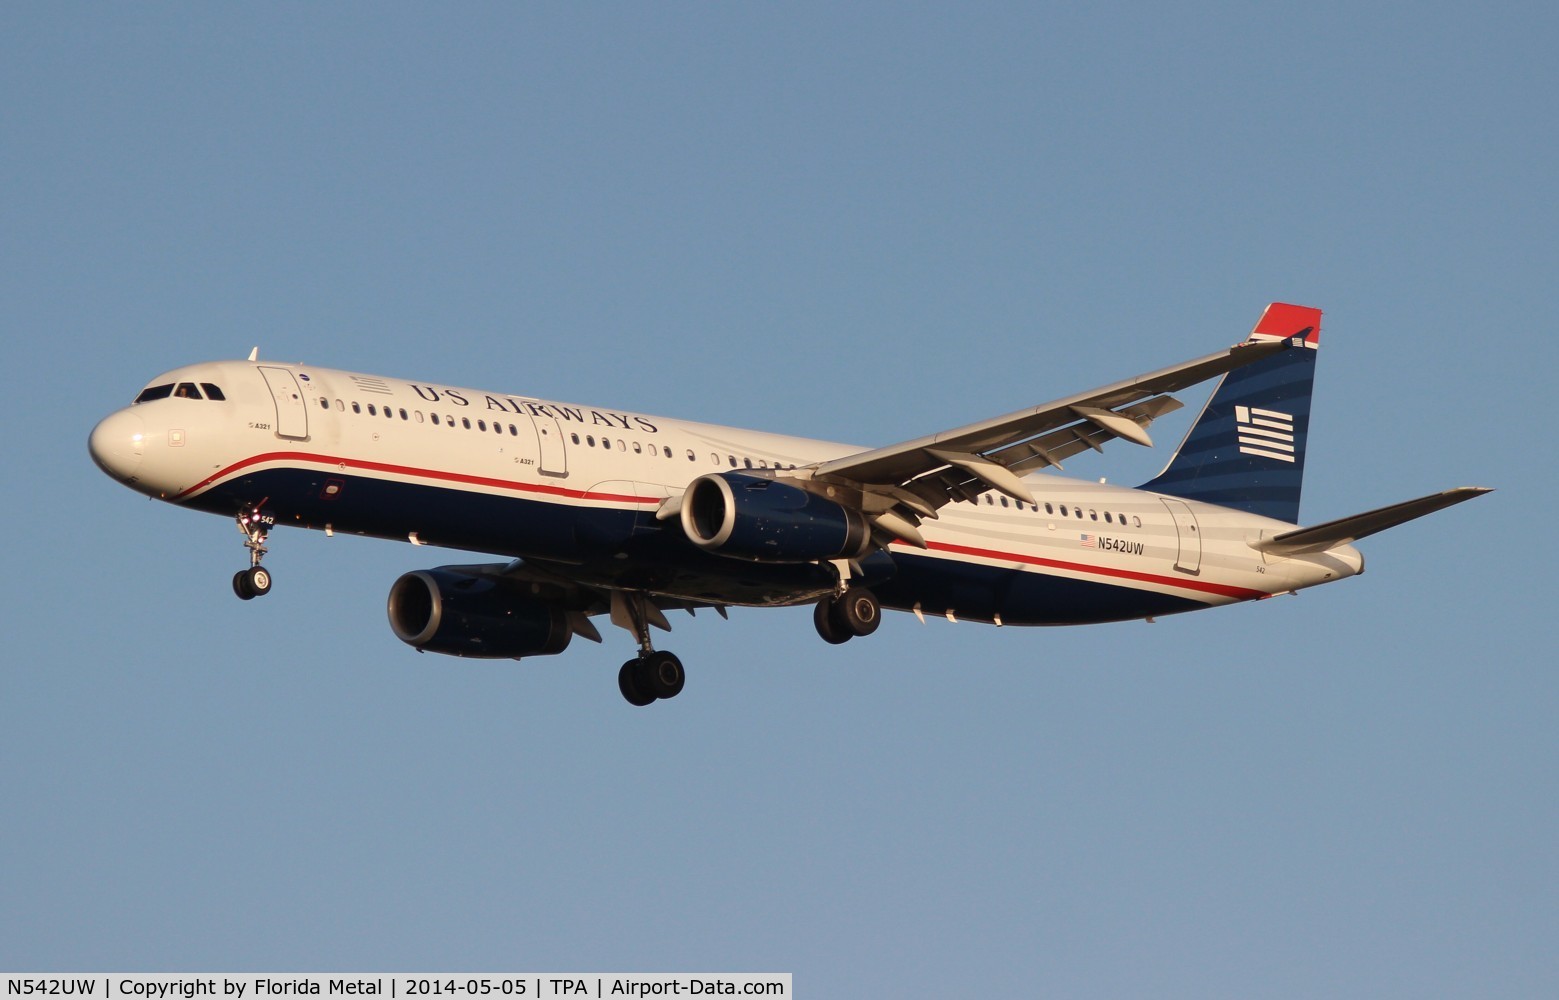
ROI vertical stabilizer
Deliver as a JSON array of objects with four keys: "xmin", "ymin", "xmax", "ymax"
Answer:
[{"xmin": 1138, "ymin": 303, "xmax": 1321, "ymax": 523}]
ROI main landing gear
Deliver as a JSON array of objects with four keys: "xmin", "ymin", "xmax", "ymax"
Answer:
[
  {"xmin": 814, "ymin": 585, "xmax": 881, "ymax": 645},
  {"xmin": 231, "ymin": 506, "xmax": 275, "ymax": 600},
  {"xmin": 618, "ymin": 650, "xmax": 686, "ymax": 707},
  {"xmin": 615, "ymin": 592, "xmax": 686, "ymax": 707}
]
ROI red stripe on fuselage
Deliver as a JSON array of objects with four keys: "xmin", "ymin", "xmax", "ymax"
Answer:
[
  {"xmin": 184, "ymin": 452, "xmax": 1268, "ymax": 602},
  {"xmin": 907, "ymin": 539, "xmax": 1269, "ymax": 601},
  {"xmin": 175, "ymin": 451, "xmax": 659, "ymax": 504}
]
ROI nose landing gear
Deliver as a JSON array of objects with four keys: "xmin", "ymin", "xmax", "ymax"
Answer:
[{"xmin": 232, "ymin": 506, "xmax": 275, "ymax": 600}]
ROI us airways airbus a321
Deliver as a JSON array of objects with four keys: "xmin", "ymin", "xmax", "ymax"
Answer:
[{"xmin": 89, "ymin": 303, "xmax": 1488, "ymax": 706}]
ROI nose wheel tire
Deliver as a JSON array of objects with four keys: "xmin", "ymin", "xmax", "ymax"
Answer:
[{"xmin": 232, "ymin": 566, "xmax": 273, "ymax": 600}]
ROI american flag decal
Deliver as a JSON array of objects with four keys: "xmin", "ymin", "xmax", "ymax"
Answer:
[
  {"xmin": 1079, "ymin": 533, "xmax": 1097, "ymax": 548},
  {"xmin": 1235, "ymin": 405, "xmax": 1296, "ymax": 463},
  {"xmin": 350, "ymin": 375, "xmax": 394, "ymax": 395}
]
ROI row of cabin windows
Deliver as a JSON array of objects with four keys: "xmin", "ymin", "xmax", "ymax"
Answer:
[
  {"xmin": 322, "ymin": 396, "xmax": 797, "ymax": 468},
  {"xmin": 322, "ymin": 396, "xmax": 528, "ymax": 436},
  {"xmin": 569, "ymin": 432, "xmax": 674, "ymax": 459},
  {"xmin": 568, "ymin": 431, "xmax": 797, "ymax": 470},
  {"xmin": 135, "ymin": 382, "xmax": 227, "ymax": 403},
  {"xmin": 979, "ymin": 492, "xmax": 1142, "ymax": 527}
]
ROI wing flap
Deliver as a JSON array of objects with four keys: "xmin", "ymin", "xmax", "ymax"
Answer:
[
  {"xmin": 813, "ymin": 339, "xmax": 1287, "ymax": 495},
  {"xmin": 805, "ymin": 338, "xmax": 1287, "ymax": 528}
]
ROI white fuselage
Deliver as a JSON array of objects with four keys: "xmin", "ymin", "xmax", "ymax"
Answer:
[{"xmin": 90, "ymin": 359, "xmax": 1364, "ymax": 624}]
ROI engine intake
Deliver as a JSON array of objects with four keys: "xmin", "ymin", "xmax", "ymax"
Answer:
[
  {"xmin": 388, "ymin": 569, "xmax": 572, "ymax": 659},
  {"xmin": 680, "ymin": 472, "xmax": 872, "ymax": 562}
]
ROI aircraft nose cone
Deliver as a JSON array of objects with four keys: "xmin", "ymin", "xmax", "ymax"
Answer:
[{"xmin": 89, "ymin": 409, "xmax": 146, "ymax": 482}]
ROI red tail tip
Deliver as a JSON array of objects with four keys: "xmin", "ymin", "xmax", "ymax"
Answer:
[{"xmin": 1250, "ymin": 302, "xmax": 1322, "ymax": 346}]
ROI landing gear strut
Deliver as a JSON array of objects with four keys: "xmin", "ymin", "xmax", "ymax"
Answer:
[
  {"xmin": 615, "ymin": 592, "xmax": 685, "ymax": 707},
  {"xmin": 232, "ymin": 506, "xmax": 275, "ymax": 600},
  {"xmin": 814, "ymin": 585, "xmax": 881, "ymax": 644}
]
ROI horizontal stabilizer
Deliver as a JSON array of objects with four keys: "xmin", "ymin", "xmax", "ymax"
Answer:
[{"xmin": 1250, "ymin": 487, "xmax": 1492, "ymax": 556}]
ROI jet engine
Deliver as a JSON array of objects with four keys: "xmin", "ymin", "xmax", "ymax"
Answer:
[
  {"xmin": 387, "ymin": 569, "xmax": 573, "ymax": 659},
  {"xmin": 680, "ymin": 472, "xmax": 872, "ymax": 562}
]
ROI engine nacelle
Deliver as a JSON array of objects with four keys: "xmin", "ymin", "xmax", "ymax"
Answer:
[
  {"xmin": 680, "ymin": 472, "xmax": 872, "ymax": 562},
  {"xmin": 387, "ymin": 569, "xmax": 573, "ymax": 659}
]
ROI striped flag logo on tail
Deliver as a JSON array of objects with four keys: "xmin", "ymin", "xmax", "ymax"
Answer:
[{"xmin": 1235, "ymin": 405, "xmax": 1296, "ymax": 463}]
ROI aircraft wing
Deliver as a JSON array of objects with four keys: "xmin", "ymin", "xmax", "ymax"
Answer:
[
  {"xmin": 441, "ymin": 559, "xmax": 730, "ymax": 644},
  {"xmin": 804, "ymin": 336, "xmax": 1296, "ymax": 546}
]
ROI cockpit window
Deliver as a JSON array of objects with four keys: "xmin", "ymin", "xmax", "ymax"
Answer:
[
  {"xmin": 201, "ymin": 383, "xmax": 226, "ymax": 401},
  {"xmin": 173, "ymin": 383, "xmax": 204, "ymax": 399},
  {"xmin": 135, "ymin": 383, "xmax": 174, "ymax": 403}
]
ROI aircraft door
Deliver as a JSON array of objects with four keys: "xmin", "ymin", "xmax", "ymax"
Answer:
[
  {"xmin": 1160, "ymin": 497, "xmax": 1202, "ymax": 574},
  {"xmin": 258, "ymin": 366, "xmax": 309, "ymax": 440},
  {"xmin": 535, "ymin": 416, "xmax": 567, "ymax": 477}
]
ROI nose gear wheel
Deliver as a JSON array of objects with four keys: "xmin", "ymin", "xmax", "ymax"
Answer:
[{"xmin": 232, "ymin": 506, "xmax": 275, "ymax": 599}]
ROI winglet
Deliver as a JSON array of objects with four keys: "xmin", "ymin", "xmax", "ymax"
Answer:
[{"xmin": 1248, "ymin": 302, "xmax": 1321, "ymax": 348}]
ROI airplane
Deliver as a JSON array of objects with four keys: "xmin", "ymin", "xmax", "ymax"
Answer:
[{"xmin": 88, "ymin": 303, "xmax": 1489, "ymax": 706}]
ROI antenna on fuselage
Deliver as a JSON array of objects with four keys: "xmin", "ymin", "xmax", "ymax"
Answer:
[{"xmin": 247, "ymin": 347, "xmax": 258, "ymax": 361}]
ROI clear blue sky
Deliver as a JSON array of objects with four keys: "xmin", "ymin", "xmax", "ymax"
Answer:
[{"xmin": 3, "ymin": 3, "xmax": 1553, "ymax": 996}]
